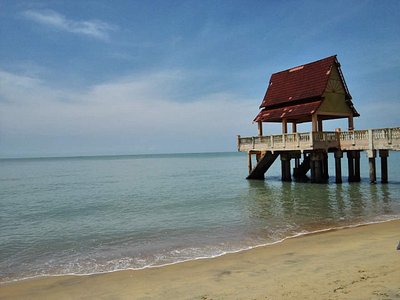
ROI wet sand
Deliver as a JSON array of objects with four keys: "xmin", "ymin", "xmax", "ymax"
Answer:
[{"xmin": 1, "ymin": 220, "xmax": 399, "ymax": 299}]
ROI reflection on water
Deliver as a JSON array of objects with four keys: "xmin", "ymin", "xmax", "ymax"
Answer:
[{"xmin": 245, "ymin": 179, "xmax": 400, "ymax": 234}]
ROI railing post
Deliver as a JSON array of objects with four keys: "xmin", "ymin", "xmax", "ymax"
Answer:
[
  {"xmin": 271, "ymin": 135, "xmax": 274, "ymax": 149},
  {"xmin": 252, "ymin": 137, "xmax": 255, "ymax": 149},
  {"xmin": 388, "ymin": 128, "xmax": 392, "ymax": 144},
  {"xmin": 282, "ymin": 134, "xmax": 286, "ymax": 148},
  {"xmin": 368, "ymin": 129, "xmax": 374, "ymax": 150},
  {"xmin": 309, "ymin": 131, "xmax": 313, "ymax": 147},
  {"xmin": 296, "ymin": 133, "xmax": 300, "ymax": 148},
  {"xmin": 352, "ymin": 130, "xmax": 356, "ymax": 146}
]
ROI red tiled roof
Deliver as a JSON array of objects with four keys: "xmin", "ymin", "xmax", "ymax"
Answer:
[
  {"xmin": 254, "ymin": 100, "xmax": 322, "ymax": 123},
  {"xmin": 260, "ymin": 55, "xmax": 340, "ymax": 108}
]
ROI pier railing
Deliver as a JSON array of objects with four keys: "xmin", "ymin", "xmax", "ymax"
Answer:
[{"xmin": 237, "ymin": 127, "xmax": 400, "ymax": 152}]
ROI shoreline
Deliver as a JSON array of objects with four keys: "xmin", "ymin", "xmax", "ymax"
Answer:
[
  {"xmin": 2, "ymin": 217, "xmax": 399, "ymax": 286},
  {"xmin": 1, "ymin": 219, "xmax": 399, "ymax": 299}
]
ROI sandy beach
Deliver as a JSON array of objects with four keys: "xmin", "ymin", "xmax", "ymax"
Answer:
[{"xmin": 1, "ymin": 220, "xmax": 399, "ymax": 300}]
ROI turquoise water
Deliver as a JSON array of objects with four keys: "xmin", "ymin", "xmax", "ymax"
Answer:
[{"xmin": 1, "ymin": 152, "xmax": 400, "ymax": 283}]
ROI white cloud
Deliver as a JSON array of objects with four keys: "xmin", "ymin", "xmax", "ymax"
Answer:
[
  {"xmin": 0, "ymin": 69, "xmax": 256, "ymax": 156},
  {"xmin": 22, "ymin": 9, "xmax": 116, "ymax": 40}
]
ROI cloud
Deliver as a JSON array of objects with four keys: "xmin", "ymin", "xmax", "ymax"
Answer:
[
  {"xmin": 21, "ymin": 9, "xmax": 116, "ymax": 40},
  {"xmin": 0, "ymin": 69, "xmax": 256, "ymax": 156}
]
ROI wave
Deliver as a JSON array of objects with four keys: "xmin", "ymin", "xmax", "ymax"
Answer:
[{"xmin": 2, "ymin": 216, "xmax": 399, "ymax": 285}]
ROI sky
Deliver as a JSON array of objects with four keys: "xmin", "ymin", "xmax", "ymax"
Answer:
[{"xmin": 0, "ymin": 0, "xmax": 399, "ymax": 157}]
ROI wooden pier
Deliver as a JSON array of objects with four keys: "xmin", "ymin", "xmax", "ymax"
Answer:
[
  {"xmin": 237, "ymin": 55, "xmax": 400, "ymax": 183},
  {"xmin": 237, "ymin": 127, "xmax": 400, "ymax": 183}
]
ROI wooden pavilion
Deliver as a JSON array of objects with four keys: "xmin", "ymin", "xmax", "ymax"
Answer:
[
  {"xmin": 237, "ymin": 55, "xmax": 400, "ymax": 183},
  {"xmin": 254, "ymin": 55, "xmax": 359, "ymax": 136}
]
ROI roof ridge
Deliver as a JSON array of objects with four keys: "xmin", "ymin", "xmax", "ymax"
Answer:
[{"xmin": 271, "ymin": 55, "xmax": 337, "ymax": 76}]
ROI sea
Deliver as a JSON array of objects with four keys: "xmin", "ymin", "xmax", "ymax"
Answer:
[{"xmin": 1, "ymin": 152, "xmax": 400, "ymax": 283}]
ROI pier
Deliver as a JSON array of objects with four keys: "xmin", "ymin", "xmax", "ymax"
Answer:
[
  {"xmin": 237, "ymin": 55, "xmax": 400, "ymax": 183},
  {"xmin": 237, "ymin": 127, "xmax": 400, "ymax": 183}
]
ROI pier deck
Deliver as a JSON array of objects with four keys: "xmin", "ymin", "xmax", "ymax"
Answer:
[{"xmin": 237, "ymin": 127, "xmax": 400, "ymax": 183}]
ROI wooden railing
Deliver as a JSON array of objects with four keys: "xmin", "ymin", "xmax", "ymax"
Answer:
[{"xmin": 238, "ymin": 127, "xmax": 400, "ymax": 152}]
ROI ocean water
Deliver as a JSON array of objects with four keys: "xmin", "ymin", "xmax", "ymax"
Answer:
[{"xmin": 1, "ymin": 152, "xmax": 400, "ymax": 283}]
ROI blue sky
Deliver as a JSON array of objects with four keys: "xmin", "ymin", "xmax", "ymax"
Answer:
[{"xmin": 0, "ymin": 0, "xmax": 399, "ymax": 157}]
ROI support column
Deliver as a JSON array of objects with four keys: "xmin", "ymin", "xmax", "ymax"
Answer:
[
  {"xmin": 322, "ymin": 152, "xmax": 329, "ymax": 180},
  {"xmin": 335, "ymin": 150, "xmax": 343, "ymax": 184},
  {"xmin": 347, "ymin": 151, "xmax": 355, "ymax": 182},
  {"xmin": 282, "ymin": 118, "xmax": 288, "ymax": 134},
  {"xmin": 292, "ymin": 122, "xmax": 297, "ymax": 133},
  {"xmin": 280, "ymin": 153, "xmax": 291, "ymax": 182},
  {"xmin": 310, "ymin": 152, "xmax": 323, "ymax": 183},
  {"xmin": 312, "ymin": 114, "xmax": 318, "ymax": 132},
  {"xmin": 348, "ymin": 115, "xmax": 354, "ymax": 131},
  {"xmin": 248, "ymin": 152, "xmax": 252, "ymax": 175},
  {"xmin": 379, "ymin": 150, "xmax": 389, "ymax": 184},
  {"xmin": 367, "ymin": 150, "xmax": 377, "ymax": 184},
  {"xmin": 318, "ymin": 119, "xmax": 323, "ymax": 132},
  {"xmin": 353, "ymin": 151, "xmax": 361, "ymax": 182},
  {"xmin": 257, "ymin": 121, "xmax": 263, "ymax": 137}
]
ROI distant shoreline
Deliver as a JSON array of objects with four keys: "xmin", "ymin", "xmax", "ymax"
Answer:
[{"xmin": 0, "ymin": 151, "xmax": 241, "ymax": 161}]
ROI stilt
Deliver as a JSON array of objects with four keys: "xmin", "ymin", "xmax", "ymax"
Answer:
[
  {"xmin": 379, "ymin": 150, "xmax": 389, "ymax": 183},
  {"xmin": 310, "ymin": 159, "xmax": 316, "ymax": 183},
  {"xmin": 315, "ymin": 159, "xmax": 323, "ymax": 183},
  {"xmin": 322, "ymin": 152, "xmax": 329, "ymax": 180},
  {"xmin": 368, "ymin": 150, "xmax": 377, "ymax": 184},
  {"xmin": 248, "ymin": 152, "xmax": 252, "ymax": 175},
  {"xmin": 335, "ymin": 150, "xmax": 343, "ymax": 184},
  {"xmin": 354, "ymin": 151, "xmax": 361, "ymax": 182},
  {"xmin": 280, "ymin": 153, "xmax": 291, "ymax": 182},
  {"xmin": 347, "ymin": 151, "xmax": 355, "ymax": 182},
  {"xmin": 310, "ymin": 152, "xmax": 324, "ymax": 183}
]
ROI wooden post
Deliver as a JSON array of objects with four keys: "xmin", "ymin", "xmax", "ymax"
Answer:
[
  {"xmin": 312, "ymin": 114, "xmax": 318, "ymax": 132},
  {"xmin": 367, "ymin": 150, "xmax": 376, "ymax": 184},
  {"xmin": 282, "ymin": 118, "xmax": 288, "ymax": 134},
  {"xmin": 347, "ymin": 151, "xmax": 355, "ymax": 182},
  {"xmin": 354, "ymin": 151, "xmax": 361, "ymax": 182},
  {"xmin": 348, "ymin": 115, "xmax": 354, "ymax": 131},
  {"xmin": 335, "ymin": 150, "xmax": 343, "ymax": 184},
  {"xmin": 292, "ymin": 122, "xmax": 297, "ymax": 133},
  {"xmin": 379, "ymin": 150, "xmax": 389, "ymax": 184},
  {"xmin": 318, "ymin": 119, "xmax": 323, "ymax": 132},
  {"xmin": 257, "ymin": 121, "xmax": 263, "ymax": 137}
]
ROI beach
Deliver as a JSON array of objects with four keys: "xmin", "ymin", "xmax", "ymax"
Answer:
[{"xmin": 1, "ymin": 219, "xmax": 399, "ymax": 299}]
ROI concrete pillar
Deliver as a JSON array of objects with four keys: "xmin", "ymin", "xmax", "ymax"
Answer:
[
  {"xmin": 353, "ymin": 151, "xmax": 361, "ymax": 182},
  {"xmin": 379, "ymin": 150, "xmax": 389, "ymax": 184},
  {"xmin": 315, "ymin": 159, "xmax": 323, "ymax": 183},
  {"xmin": 347, "ymin": 151, "xmax": 355, "ymax": 182},
  {"xmin": 335, "ymin": 150, "xmax": 343, "ymax": 184},
  {"xmin": 258, "ymin": 121, "xmax": 263, "ymax": 137},
  {"xmin": 280, "ymin": 153, "xmax": 291, "ymax": 182},
  {"xmin": 367, "ymin": 150, "xmax": 377, "ymax": 184},
  {"xmin": 323, "ymin": 152, "xmax": 329, "ymax": 180},
  {"xmin": 310, "ymin": 159, "xmax": 316, "ymax": 183},
  {"xmin": 248, "ymin": 152, "xmax": 252, "ymax": 175},
  {"xmin": 310, "ymin": 152, "xmax": 323, "ymax": 183}
]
